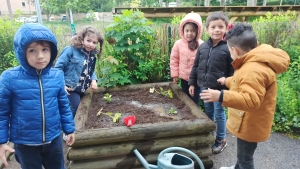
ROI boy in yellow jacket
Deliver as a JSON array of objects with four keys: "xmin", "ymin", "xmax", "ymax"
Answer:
[{"xmin": 200, "ymin": 23, "xmax": 290, "ymax": 169}]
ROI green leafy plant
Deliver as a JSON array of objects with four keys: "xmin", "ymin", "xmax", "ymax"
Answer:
[
  {"xmin": 169, "ymin": 107, "xmax": 177, "ymax": 115},
  {"xmin": 96, "ymin": 108, "xmax": 122, "ymax": 123},
  {"xmin": 149, "ymin": 87, "xmax": 173, "ymax": 98},
  {"xmin": 0, "ymin": 18, "xmax": 21, "ymax": 74},
  {"xmin": 103, "ymin": 93, "xmax": 112, "ymax": 102}
]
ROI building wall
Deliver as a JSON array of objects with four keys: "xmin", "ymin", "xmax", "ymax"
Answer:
[{"xmin": 0, "ymin": 0, "xmax": 36, "ymax": 16}]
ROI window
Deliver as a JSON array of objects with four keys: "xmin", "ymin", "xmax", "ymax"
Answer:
[{"xmin": 22, "ymin": 2, "xmax": 25, "ymax": 7}]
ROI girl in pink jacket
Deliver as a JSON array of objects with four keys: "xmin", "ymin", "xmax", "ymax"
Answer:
[{"xmin": 170, "ymin": 12, "xmax": 203, "ymax": 106}]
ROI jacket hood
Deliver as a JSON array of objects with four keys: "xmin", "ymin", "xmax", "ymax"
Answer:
[
  {"xmin": 233, "ymin": 44, "xmax": 290, "ymax": 74},
  {"xmin": 13, "ymin": 23, "xmax": 58, "ymax": 74},
  {"xmin": 179, "ymin": 13, "xmax": 203, "ymax": 42}
]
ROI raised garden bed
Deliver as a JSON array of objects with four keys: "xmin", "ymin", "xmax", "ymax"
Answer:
[{"xmin": 68, "ymin": 82, "xmax": 215, "ymax": 169}]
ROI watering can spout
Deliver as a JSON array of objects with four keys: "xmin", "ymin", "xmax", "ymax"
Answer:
[{"xmin": 133, "ymin": 149, "xmax": 158, "ymax": 169}]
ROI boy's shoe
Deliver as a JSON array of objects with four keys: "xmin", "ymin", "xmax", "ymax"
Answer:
[
  {"xmin": 212, "ymin": 138, "xmax": 227, "ymax": 154},
  {"xmin": 63, "ymin": 133, "xmax": 67, "ymax": 142},
  {"xmin": 219, "ymin": 166, "xmax": 235, "ymax": 169}
]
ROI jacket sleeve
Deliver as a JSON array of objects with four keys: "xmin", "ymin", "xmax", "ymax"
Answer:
[
  {"xmin": 0, "ymin": 72, "xmax": 12, "ymax": 144},
  {"xmin": 57, "ymin": 72, "xmax": 75, "ymax": 134},
  {"xmin": 188, "ymin": 47, "xmax": 200, "ymax": 86},
  {"xmin": 91, "ymin": 72, "xmax": 97, "ymax": 81},
  {"xmin": 223, "ymin": 68, "xmax": 267, "ymax": 111},
  {"xmin": 170, "ymin": 41, "xmax": 180, "ymax": 78},
  {"xmin": 54, "ymin": 46, "xmax": 71, "ymax": 71},
  {"xmin": 225, "ymin": 48, "xmax": 234, "ymax": 77}
]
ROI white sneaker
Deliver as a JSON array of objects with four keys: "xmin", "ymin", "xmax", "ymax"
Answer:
[
  {"xmin": 63, "ymin": 133, "xmax": 67, "ymax": 142},
  {"xmin": 220, "ymin": 166, "xmax": 235, "ymax": 169}
]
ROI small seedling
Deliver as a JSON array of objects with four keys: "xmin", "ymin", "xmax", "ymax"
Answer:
[
  {"xmin": 169, "ymin": 107, "xmax": 177, "ymax": 115},
  {"xmin": 96, "ymin": 107, "xmax": 104, "ymax": 116},
  {"xmin": 149, "ymin": 87, "xmax": 173, "ymax": 98},
  {"xmin": 104, "ymin": 112, "xmax": 122, "ymax": 123},
  {"xmin": 96, "ymin": 108, "xmax": 121, "ymax": 123},
  {"xmin": 103, "ymin": 93, "xmax": 112, "ymax": 102}
]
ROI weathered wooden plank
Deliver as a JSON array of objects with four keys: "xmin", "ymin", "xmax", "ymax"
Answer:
[
  {"xmin": 68, "ymin": 134, "xmax": 214, "ymax": 161},
  {"xmin": 69, "ymin": 150, "xmax": 213, "ymax": 169},
  {"xmin": 72, "ymin": 119, "xmax": 215, "ymax": 147}
]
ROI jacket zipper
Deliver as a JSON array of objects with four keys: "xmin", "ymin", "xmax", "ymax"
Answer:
[
  {"xmin": 204, "ymin": 47, "xmax": 213, "ymax": 82},
  {"xmin": 37, "ymin": 70, "xmax": 46, "ymax": 142}
]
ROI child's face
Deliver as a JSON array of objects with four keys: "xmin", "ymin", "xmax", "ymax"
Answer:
[
  {"xmin": 206, "ymin": 19, "xmax": 227, "ymax": 41},
  {"xmin": 26, "ymin": 42, "xmax": 51, "ymax": 71},
  {"xmin": 183, "ymin": 23, "xmax": 197, "ymax": 42},
  {"xmin": 82, "ymin": 33, "xmax": 98, "ymax": 52}
]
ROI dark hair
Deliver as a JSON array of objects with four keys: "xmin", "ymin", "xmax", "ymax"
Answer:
[
  {"xmin": 225, "ymin": 23, "xmax": 257, "ymax": 52},
  {"xmin": 205, "ymin": 11, "xmax": 229, "ymax": 28},
  {"xmin": 26, "ymin": 40, "xmax": 57, "ymax": 58},
  {"xmin": 183, "ymin": 22, "xmax": 199, "ymax": 51},
  {"xmin": 70, "ymin": 26, "xmax": 104, "ymax": 58}
]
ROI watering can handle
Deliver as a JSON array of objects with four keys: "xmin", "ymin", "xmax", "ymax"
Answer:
[{"xmin": 157, "ymin": 147, "xmax": 205, "ymax": 169}]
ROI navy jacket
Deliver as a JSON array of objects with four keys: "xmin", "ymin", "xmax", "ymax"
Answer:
[
  {"xmin": 189, "ymin": 38, "xmax": 234, "ymax": 90},
  {"xmin": 0, "ymin": 23, "xmax": 75, "ymax": 145}
]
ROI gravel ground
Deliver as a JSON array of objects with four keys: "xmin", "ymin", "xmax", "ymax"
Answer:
[
  {"xmin": 4, "ymin": 132, "xmax": 300, "ymax": 169},
  {"xmin": 210, "ymin": 132, "xmax": 300, "ymax": 169}
]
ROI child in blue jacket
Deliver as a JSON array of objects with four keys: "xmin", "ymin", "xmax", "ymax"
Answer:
[{"xmin": 0, "ymin": 23, "xmax": 75, "ymax": 169}]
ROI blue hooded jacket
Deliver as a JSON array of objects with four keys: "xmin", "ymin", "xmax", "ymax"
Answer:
[{"xmin": 0, "ymin": 23, "xmax": 75, "ymax": 145}]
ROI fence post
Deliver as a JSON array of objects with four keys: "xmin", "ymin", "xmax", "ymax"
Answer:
[{"xmin": 168, "ymin": 26, "xmax": 171, "ymax": 56}]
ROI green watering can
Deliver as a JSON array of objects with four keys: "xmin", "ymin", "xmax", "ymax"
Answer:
[{"xmin": 133, "ymin": 147, "xmax": 205, "ymax": 169}]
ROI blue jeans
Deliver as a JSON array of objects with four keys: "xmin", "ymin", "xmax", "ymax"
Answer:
[
  {"xmin": 181, "ymin": 79, "xmax": 200, "ymax": 107},
  {"xmin": 68, "ymin": 91, "xmax": 84, "ymax": 118},
  {"xmin": 14, "ymin": 136, "xmax": 65, "ymax": 169},
  {"xmin": 235, "ymin": 137, "xmax": 257, "ymax": 169},
  {"xmin": 201, "ymin": 87, "xmax": 226, "ymax": 139}
]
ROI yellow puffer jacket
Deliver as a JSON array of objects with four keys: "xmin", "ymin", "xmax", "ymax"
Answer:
[{"xmin": 223, "ymin": 44, "xmax": 290, "ymax": 142}]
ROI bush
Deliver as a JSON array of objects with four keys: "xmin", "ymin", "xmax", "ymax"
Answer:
[
  {"xmin": 252, "ymin": 11, "xmax": 300, "ymax": 135},
  {"xmin": 0, "ymin": 19, "xmax": 21, "ymax": 74}
]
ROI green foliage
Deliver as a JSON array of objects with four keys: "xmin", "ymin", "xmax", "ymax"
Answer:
[
  {"xmin": 252, "ymin": 11, "xmax": 297, "ymax": 47},
  {"xmin": 149, "ymin": 87, "xmax": 173, "ymax": 98},
  {"xmin": 104, "ymin": 9, "xmax": 168, "ymax": 86},
  {"xmin": 0, "ymin": 19, "xmax": 21, "ymax": 74},
  {"xmin": 103, "ymin": 93, "xmax": 112, "ymax": 102},
  {"xmin": 171, "ymin": 14, "xmax": 185, "ymax": 24},
  {"xmin": 169, "ymin": 107, "xmax": 177, "ymax": 114},
  {"xmin": 252, "ymin": 11, "xmax": 300, "ymax": 135}
]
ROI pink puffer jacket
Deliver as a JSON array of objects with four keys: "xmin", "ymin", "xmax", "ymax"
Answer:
[{"xmin": 170, "ymin": 13, "xmax": 203, "ymax": 81}]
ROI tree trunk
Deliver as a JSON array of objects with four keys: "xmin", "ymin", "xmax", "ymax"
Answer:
[
  {"xmin": 6, "ymin": 0, "xmax": 13, "ymax": 20},
  {"xmin": 159, "ymin": 0, "xmax": 163, "ymax": 6},
  {"xmin": 263, "ymin": 0, "xmax": 267, "ymax": 6},
  {"xmin": 220, "ymin": 0, "xmax": 226, "ymax": 6},
  {"xmin": 247, "ymin": 0, "xmax": 256, "ymax": 6},
  {"xmin": 166, "ymin": 0, "xmax": 169, "ymax": 7},
  {"xmin": 204, "ymin": 0, "xmax": 210, "ymax": 7},
  {"xmin": 197, "ymin": 0, "xmax": 202, "ymax": 6},
  {"xmin": 176, "ymin": 0, "xmax": 182, "ymax": 6}
]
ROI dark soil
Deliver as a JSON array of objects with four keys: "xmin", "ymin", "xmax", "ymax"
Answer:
[{"xmin": 85, "ymin": 87, "xmax": 198, "ymax": 129}]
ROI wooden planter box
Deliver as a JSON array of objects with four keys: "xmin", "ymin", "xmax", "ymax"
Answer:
[{"xmin": 68, "ymin": 82, "xmax": 215, "ymax": 169}]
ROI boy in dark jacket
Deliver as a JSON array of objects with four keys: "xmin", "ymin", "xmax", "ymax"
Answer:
[
  {"xmin": 189, "ymin": 11, "xmax": 234, "ymax": 154},
  {"xmin": 0, "ymin": 23, "xmax": 75, "ymax": 169}
]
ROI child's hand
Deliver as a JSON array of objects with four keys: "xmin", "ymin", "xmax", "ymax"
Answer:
[
  {"xmin": 90, "ymin": 80, "xmax": 98, "ymax": 90},
  {"xmin": 0, "ymin": 144, "xmax": 15, "ymax": 167},
  {"xmin": 217, "ymin": 77, "xmax": 226, "ymax": 85},
  {"xmin": 189, "ymin": 85, "xmax": 195, "ymax": 96},
  {"xmin": 172, "ymin": 78, "xmax": 178, "ymax": 83},
  {"xmin": 65, "ymin": 86, "xmax": 70, "ymax": 95},
  {"xmin": 65, "ymin": 133, "xmax": 75, "ymax": 146},
  {"xmin": 200, "ymin": 88, "xmax": 221, "ymax": 103}
]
